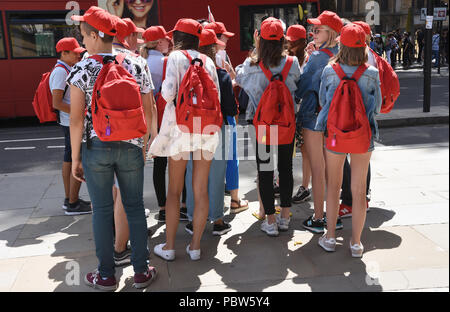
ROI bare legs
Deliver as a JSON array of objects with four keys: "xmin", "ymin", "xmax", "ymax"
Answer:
[
  {"xmin": 302, "ymin": 129, "xmax": 326, "ymax": 219},
  {"xmin": 62, "ymin": 161, "xmax": 81, "ymax": 204}
]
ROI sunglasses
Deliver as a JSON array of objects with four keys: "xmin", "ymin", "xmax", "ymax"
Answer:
[
  {"xmin": 125, "ymin": 0, "xmax": 152, "ymax": 4},
  {"xmin": 312, "ymin": 28, "xmax": 326, "ymax": 34}
]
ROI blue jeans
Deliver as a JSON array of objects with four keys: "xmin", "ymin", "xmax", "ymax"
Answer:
[
  {"xmin": 225, "ymin": 116, "xmax": 239, "ymax": 191},
  {"xmin": 82, "ymin": 138, "xmax": 148, "ymax": 278},
  {"xmin": 432, "ymin": 50, "xmax": 440, "ymax": 67},
  {"xmin": 185, "ymin": 125, "xmax": 227, "ymax": 222}
]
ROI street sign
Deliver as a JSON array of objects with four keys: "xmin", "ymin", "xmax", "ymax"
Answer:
[
  {"xmin": 420, "ymin": 8, "xmax": 427, "ymax": 21},
  {"xmin": 421, "ymin": 8, "xmax": 448, "ymax": 21},
  {"xmin": 434, "ymin": 7, "xmax": 447, "ymax": 21}
]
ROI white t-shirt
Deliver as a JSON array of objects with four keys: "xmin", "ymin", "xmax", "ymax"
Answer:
[
  {"xmin": 49, "ymin": 60, "xmax": 71, "ymax": 127},
  {"xmin": 368, "ymin": 49, "xmax": 378, "ymax": 68}
]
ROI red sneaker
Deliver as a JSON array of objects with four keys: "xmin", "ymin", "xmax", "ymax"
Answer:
[
  {"xmin": 84, "ymin": 270, "xmax": 118, "ymax": 291},
  {"xmin": 339, "ymin": 203, "xmax": 353, "ymax": 218},
  {"xmin": 134, "ymin": 265, "xmax": 157, "ymax": 289}
]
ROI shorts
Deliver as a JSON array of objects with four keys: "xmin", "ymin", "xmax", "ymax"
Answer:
[
  {"xmin": 324, "ymin": 138, "xmax": 375, "ymax": 155},
  {"xmin": 300, "ymin": 118, "xmax": 320, "ymax": 132},
  {"xmin": 61, "ymin": 126, "xmax": 72, "ymax": 162}
]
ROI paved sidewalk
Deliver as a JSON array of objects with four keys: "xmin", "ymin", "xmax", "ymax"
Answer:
[{"xmin": 0, "ymin": 141, "xmax": 448, "ymax": 292}]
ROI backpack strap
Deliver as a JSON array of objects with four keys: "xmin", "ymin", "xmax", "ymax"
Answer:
[
  {"xmin": 89, "ymin": 55, "xmax": 104, "ymax": 63},
  {"xmin": 180, "ymin": 50, "xmax": 193, "ymax": 63},
  {"xmin": 280, "ymin": 56, "xmax": 294, "ymax": 81},
  {"xmin": 320, "ymin": 48, "xmax": 334, "ymax": 58},
  {"xmin": 351, "ymin": 63, "xmax": 369, "ymax": 81},
  {"xmin": 331, "ymin": 63, "xmax": 347, "ymax": 80},
  {"xmin": 55, "ymin": 63, "xmax": 70, "ymax": 74},
  {"xmin": 259, "ymin": 62, "xmax": 274, "ymax": 82},
  {"xmin": 115, "ymin": 53, "xmax": 126, "ymax": 65}
]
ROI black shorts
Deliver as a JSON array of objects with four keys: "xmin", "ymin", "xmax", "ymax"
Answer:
[{"xmin": 61, "ymin": 126, "xmax": 72, "ymax": 162}]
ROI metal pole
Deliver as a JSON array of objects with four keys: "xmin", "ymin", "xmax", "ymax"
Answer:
[
  {"xmin": 423, "ymin": 0, "xmax": 434, "ymax": 113},
  {"xmin": 438, "ymin": 20, "xmax": 442, "ymax": 75}
]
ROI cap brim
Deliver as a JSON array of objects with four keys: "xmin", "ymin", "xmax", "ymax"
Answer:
[
  {"xmin": 307, "ymin": 18, "xmax": 321, "ymax": 25},
  {"xmin": 223, "ymin": 31, "xmax": 235, "ymax": 37},
  {"xmin": 71, "ymin": 15, "xmax": 84, "ymax": 22},
  {"xmin": 73, "ymin": 47, "xmax": 86, "ymax": 54}
]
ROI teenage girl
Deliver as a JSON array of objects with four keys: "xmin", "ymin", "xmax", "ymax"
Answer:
[
  {"xmin": 316, "ymin": 23, "xmax": 382, "ymax": 257},
  {"xmin": 295, "ymin": 11, "xmax": 343, "ymax": 234},
  {"xmin": 285, "ymin": 24, "xmax": 312, "ymax": 204},
  {"xmin": 236, "ymin": 18, "xmax": 301, "ymax": 236},
  {"xmin": 148, "ymin": 19, "xmax": 221, "ymax": 261}
]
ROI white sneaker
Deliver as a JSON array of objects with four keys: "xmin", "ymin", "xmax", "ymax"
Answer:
[
  {"xmin": 318, "ymin": 234, "xmax": 336, "ymax": 252},
  {"xmin": 276, "ymin": 215, "xmax": 290, "ymax": 232},
  {"xmin": 350, "ymin": 241, "xmax": 364, "ymax": 258},
  {"xmin": 153, "ymin": 243, "xmax": 175, "ymax": 261},
  {"xmin": 260, "ymin": 220, "xmax": 279, "ymax": 237},
  {"xmin": 145, "ymin": 209, "xmax": 150, "ymax": 218},
  {"xmin": 186, "ymin": 244, "xmax": 201, "ymax": 261}
]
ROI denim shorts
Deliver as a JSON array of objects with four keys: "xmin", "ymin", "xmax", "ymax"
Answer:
[
  {"xmin": 61, "ymin": 126, "xmax": 72, "ymax": 162},
  {"xmin": 299, "ymin": 117, "xmax": 320, "ymax": 132}
]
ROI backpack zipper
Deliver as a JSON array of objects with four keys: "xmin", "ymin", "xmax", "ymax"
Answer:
[
  {"xmin": 331, "ymin": 133, "xmax": 336, "ymax": 147},
  {"xmin": 105, "ymin": 115, "xmax": 111, "ymax": 136}
]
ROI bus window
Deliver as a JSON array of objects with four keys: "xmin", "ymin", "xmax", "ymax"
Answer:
[
  {"xmin": 7, "ymin": 11, "xmax": 80, "ymax": 58},
  {"xmin": 0, "ymin": 14, "xmax": 6, "ymax": 59},
  {"xmin": 239, "ymin": 2, "xmax": 319, "ymax": 51}
]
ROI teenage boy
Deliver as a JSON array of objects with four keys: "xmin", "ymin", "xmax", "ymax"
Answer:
[
  {"xmin": 69, "ymin": 6, "xmax": 157, "ymax": 291},
  {"xmin": 50, "ymin": 37, "xmax": 91, "ymax": 216}
]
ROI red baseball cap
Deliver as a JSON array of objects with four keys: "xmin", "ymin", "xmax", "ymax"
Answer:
[
  {"xmin": 307, "ymin": 10, "xmax": 343, "ymax": 34},
  {"xmin": 168, "ymin": 18, "xmax": 203, "ymax": 38},
  {"xmin": 56, "ymin": 37, "xmax": 85, "ymax": 53},
  {"xmin": 353, "ymin": 21, "xmax": 372, "ymax": 36},
  {"xmin": 260, "ymin": 18, "xmax": 284, "ymax": 41},
  {"xmin": 286, "ymin": 25, "xmax": 307, "ymax": 41},
  {"xmin": 204, "ymin": 22, "xmax": 235, "ymax": 37},
  {"xmin": 71, "ymin": 6, "xmax": 119, "ymax": 37},
  {"xmin": 143, "ymin": 26, "xmax": 171, "ymax": 42},
  {"xmin": 199, "ymin": 29, "xmax": 225, "ymax": 47},
  {"xmin": 337, "ymin": 23, "xmax": 366, "ymax": 48}
]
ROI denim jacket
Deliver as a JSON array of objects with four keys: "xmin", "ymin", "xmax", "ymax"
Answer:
[
  {"xmin": 315, "ymin": 63, "xmax": 382, "ymax": 140},
  {"xmin": 236, "ymin": 56, "xmax": 301, "ymax": 122},
  {"xmin": 295, "ymin": 45, "xmax": 339, "ymax": 124}
]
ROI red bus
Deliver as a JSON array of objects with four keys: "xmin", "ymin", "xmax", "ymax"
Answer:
[{"xmin": 0, "ymin": 0, "xmax": 320, "ymax": 119}]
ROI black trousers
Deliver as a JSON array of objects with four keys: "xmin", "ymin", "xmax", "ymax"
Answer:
[
  {"xmin": 256, "ymin": 141, "xmax": 294, "ymax": 215},
  {"xmin": 340, "ymin": 157, "xmax": 371, "ymax": 206},
  {"xmin": 153, "ymin": 156, "xmax": 186, "ymax": 208}
]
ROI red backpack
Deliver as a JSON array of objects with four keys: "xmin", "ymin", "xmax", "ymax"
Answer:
[
  {"xmin": 370, "ymin": 49, "xmax": 400, "ymax": 114},
  {"xmin": 155, "ymin": 57, "xmax": 168, "ymax": 129},
  {"xmin": 325, "ymin": 63, "xmax": 372, "ymax": 154},
  {"xmin": 176, "ymin": 50, "xmax": 222, "ymax": 135},
  {"xmin": 32, "ymin": 63, "xmax": 70, "ymax": 123},
  {"xmin": 89, "ymin": 54, "xmax": 147, "ymax": 141},
  {"xmin": 253, "ymin": 56, "xmax": 296, "ymax": 146}
]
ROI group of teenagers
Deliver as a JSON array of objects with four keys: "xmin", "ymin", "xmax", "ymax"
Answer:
[{"xmin": 49, "ymin": 6, "xmax": 399, "ymax": 291}]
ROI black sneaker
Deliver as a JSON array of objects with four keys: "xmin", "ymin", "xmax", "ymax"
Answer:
[
  {"xmin": 323, "ymin": 213, "xmax": 344, "ymax": 230},
  {"xmin": 157, "ymin": 210, "xmax": 166, "ymax": 223},
  {"xmin": 79, "ymin": 198, "xmax": 91, "ymax": 206},
  {"xmin": 212, "ymin": 222, "xmax": 232, "ymax": 236},
  {"xmin": 114, "ymin": 244, "xmax": 132, "ymax": 267},
  {"xmin": 185, "ymin": 222, "xmax": 193, "ymax": 235},
  {"xmin": 302, "ymin": 215, "xmax": 325, "ymax": 234},
  {"xmin": 65, "ymin": 200, "xmax": 92, "ymax": 216},
  {"xmin": 180, "ymin": 207, "xmax": 189, "ymax": 221},
  {"xmin": 292, "ymin": 186, "xmax": 311, "ymax": 203}
]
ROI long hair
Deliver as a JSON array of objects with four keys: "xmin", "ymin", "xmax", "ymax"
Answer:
[
  {"xmin": 287, "ymin": 38, "xmax": 307, "ymax": 67},
  {"xmin": 331, "ymin": 44, "xmax": 368, "ymax": 66},
  {"xmin": 172, "ymin": 31, "xmax": 199, "ymax": 51},
  {"xmin": 198, "ymin": 44, "xmax": 216, "ymax": 63},
  {"xmin": 250, "ymin": 37, "xmax": 287, "ymax": 68},
  {"xmin": 321, "ymin": 25, "xmax": 339, "ymax": 49}
]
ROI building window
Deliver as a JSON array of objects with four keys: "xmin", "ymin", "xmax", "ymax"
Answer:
[
  {"xmin": 345, "ymin": 0, "xmax": 353, "ymax": 12},
  {"xmin": 7, "ymin": 11, "xmax": 80, "ymax": 59},
  {"xmin": 0, "ymin": 14, "xmax": 6, "ymax": 59},
  {"xmin": 239, "ymin": 2, "xmax": 319, "ymax": 51}
]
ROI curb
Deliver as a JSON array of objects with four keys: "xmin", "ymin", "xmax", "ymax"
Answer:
[{"xmin": 378, "ymin": 115, "xmax": 449, "ymax": 128}]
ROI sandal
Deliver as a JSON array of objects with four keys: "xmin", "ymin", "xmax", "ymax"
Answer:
[
  {"xmin": 275, "ymin": 206, "xmax": 293, "ymax": 217},
  {"xmin": 252, "ymin": 211, "xmax": 266, "ymax": 221},
  {"xmin": 230, "ymin": 199, "xmax": 249, "ymax": 214}
]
